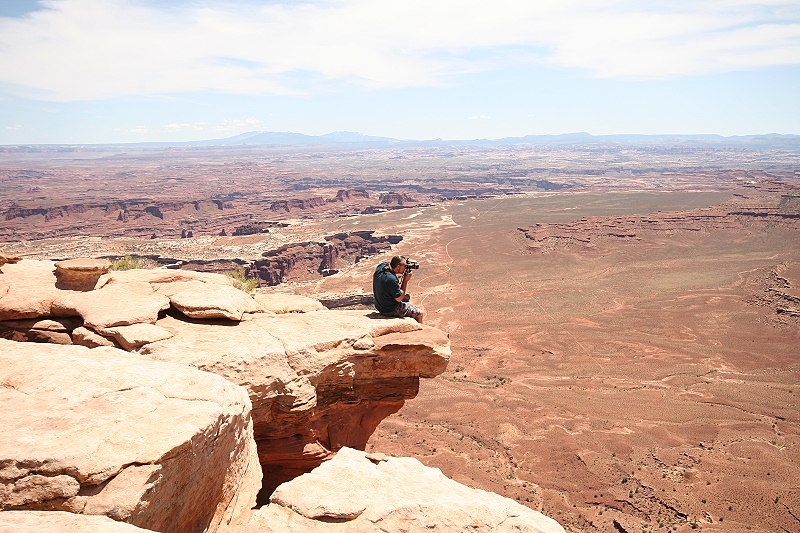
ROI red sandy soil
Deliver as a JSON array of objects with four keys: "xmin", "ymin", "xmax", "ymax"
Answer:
[{"xmin": 293, "ymin": 184, "xmax": 800, "ymax": 532}]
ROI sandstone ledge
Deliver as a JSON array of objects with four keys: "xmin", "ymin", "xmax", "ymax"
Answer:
[{"xmin": 140, "ymin": 309, "xmax": 450, "ymax": 494}]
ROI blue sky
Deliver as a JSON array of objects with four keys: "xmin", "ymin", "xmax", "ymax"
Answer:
[{"xmin": 0, "ymin": 0, "xmax": 798, "ymax": 144}]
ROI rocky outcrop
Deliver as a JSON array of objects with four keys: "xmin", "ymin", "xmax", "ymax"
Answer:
[
  {"xmin": 244, "ymin": 447, "xmax": 565, "ymax": 533},
  {"xmin": 746, "ymin": 260, "xmax": 800, "ymax": 327},
  {"xmin": 270, "ymin": 197, "xmax": 327, "ymax": 212},
  {"xmin": 335, "ymin": 188, "xmax": 369, "ymax": 200},
  {"xmin": 0, "ymin": 261, "xmax": 265, "ymax": 349},
  {"xmin": 0, "ymin": 259, "xmax": 451, "ymax": 498},
  {"xmin": 0, "ymin": 258, "xmax": 567, "ymax": 532},
  {"xmin": 379, "ymin": 192, "xmax": 415, "ymax": 205},
  {"xmin": 3, "ymin": 199, "xmax": 230, "ymax": 223},
  {"xmin": 0, "ymin": 340, "xmax": 261, "ymax": 533},
  {"xmin": 253, "ymin": 231, "xmax": 399, "ymax": 286},
  {"xmin": 140, "ymin": 310, "xmax": 450, "ymax": 495}
]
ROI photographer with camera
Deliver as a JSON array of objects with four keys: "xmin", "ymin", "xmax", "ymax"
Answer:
[{"xmin": 372, "ymin": 255, "xmax": 424, "ymax": 323}]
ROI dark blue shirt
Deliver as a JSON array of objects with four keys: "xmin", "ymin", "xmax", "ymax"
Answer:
[{"xmin": 373, "ymin": 262, "xmax": 402, "ymax": 314}]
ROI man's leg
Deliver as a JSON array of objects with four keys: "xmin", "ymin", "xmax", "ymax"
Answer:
[{"xmin": 401, "ymin": 302, "xmax": 424, "ymax": 324}]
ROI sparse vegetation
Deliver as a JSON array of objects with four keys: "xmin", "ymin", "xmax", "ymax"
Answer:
[
  {"xmin": 111, "ymin": 255, "xmax": 156, "ymax": 270},
  {"xmin": 225, "ymin": 268, "xmax": 259, "ymax": 292}
]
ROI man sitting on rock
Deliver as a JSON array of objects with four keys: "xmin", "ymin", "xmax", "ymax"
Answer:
[{"xmin": 372, "ymin": 256, "xmax": 424, "ymax": 323}]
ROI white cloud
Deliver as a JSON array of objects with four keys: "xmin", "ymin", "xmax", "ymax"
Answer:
[
  {"xmin": 164, "ymin": 122, "xmax": 206, "ymax": 132},
  {"xmin": 470, "ymin": 115, "xmax": 492, "ymax": 120},
  {"xmin": 115, "ymin": 125, "xmax": 149, "ymax": 135},
  {"xmin": 0, "ymin": 0, "xmax": 798, "ymax": 101},
  {"xmin": 208, "ymin": 118, "xmax": 264, "ymax": 134}
]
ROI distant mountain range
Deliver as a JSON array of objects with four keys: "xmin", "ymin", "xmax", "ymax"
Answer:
[
  {"xmin": 4, "ymin": 131, "xmax": 800, "ymax": 151},
  {"xmin": 189, "ymin": 131, "xmax": 800, "ymax": 150}
]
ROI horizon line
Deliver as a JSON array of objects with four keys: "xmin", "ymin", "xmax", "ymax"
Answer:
[{"xmin": 2, "ymin": 130, "xmax": 800, "ymax": 148}]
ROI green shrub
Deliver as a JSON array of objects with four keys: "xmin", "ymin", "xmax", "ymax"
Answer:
[
  {"xmin": 111, "ymin": 255, "xmax": 155, "ymax": 271},
  {"xmin": 226, "ymin": 268, "xmax": 259, "ymax": 292}
]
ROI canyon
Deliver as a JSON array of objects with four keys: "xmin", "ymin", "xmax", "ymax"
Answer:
[{"xmin": 1, "ymin": 140, "xmax": 799, "ymax": 531}]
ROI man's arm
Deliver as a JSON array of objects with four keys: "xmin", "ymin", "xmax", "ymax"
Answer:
[{"xmin": 394, "ymin": 271, "xmax": 412, "ymax": 302}]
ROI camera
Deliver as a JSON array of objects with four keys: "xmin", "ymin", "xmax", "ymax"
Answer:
[{"xmin": 404, "ymin": 258, "xmax": 420, "ymax": 274}]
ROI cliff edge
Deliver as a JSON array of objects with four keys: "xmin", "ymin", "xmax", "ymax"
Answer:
[{"xmin": 0, "ymin": 258, "xmax": 564, "ymax": 533}]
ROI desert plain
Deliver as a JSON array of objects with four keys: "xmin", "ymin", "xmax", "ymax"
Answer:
[{"xmin": 2, "ymin": 140, "xmax": 799, "ymax": 532}]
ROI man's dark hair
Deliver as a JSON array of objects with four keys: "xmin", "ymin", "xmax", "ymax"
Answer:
[{"xmin": 390, "ymin": 256, "xmax": 404, "ymax": 268}]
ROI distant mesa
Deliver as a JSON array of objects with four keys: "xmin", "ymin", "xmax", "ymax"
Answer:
[{"xmin": 254, "ymin": 230, "xmax": 400, "ymax": 286}]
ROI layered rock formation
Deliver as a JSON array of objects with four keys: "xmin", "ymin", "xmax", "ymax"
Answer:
[
  {"xmin": 253, "ymin": 231, "xmax": 400, "ymax": 286},
  {"xmin": 140, "ymin": 309, "xmax": 450, "ymax": 495}
]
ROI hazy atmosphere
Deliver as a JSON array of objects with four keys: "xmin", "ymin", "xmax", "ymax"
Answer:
[{"xmin": 1, "ymin": 0, "xmax": 799, "ymax": 144}]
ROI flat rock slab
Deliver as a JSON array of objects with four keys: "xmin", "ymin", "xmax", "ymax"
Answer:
[
  {"xmin": 0, "ymin": 511, "xmax": 152, "ymax": 532},
  {"xmin": 52, "ymin": 281, "xmax": 171, "ymax": 329},
  {"xmin": 245, "ymin": 447, "xmax": 565, "ymax": 533},
  {"xmin": 0, "ymin": 339, "xmax": 261, "ymax": 533},
  {"xmin": 54, "ymin": 258, "xmax": 112, "ymax": 273},
  {"xmin": 97, "ymin": 268, "xmax": 238, "ymax": 289},
  {"xmin": 156, "ymin": 280, "xmax": 264, "ymax": 320}
]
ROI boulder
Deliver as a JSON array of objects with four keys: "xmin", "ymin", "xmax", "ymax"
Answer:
[
  {"xmin": 0, "ymin": 511, "xmax": 152, "ymax": 532},
  {"xmin": 156, "ymin": 280, "xmax": 264, "ymax": 320},
  {"xmin": 245, "ymin": 447, "xmax": 565, "ymax": 533},
  {"xmin": 0, "ymin": 260, "xmax": 62, "ymax": 321},
  {"xmin": 252, "ymin": 292, "xmax": 325, "ymax": 313},
  {"xmin": 0, "ymin": 339, "xmax": 261, "ymax": 533},
  {"xmin": 140, "ymin": 309, "xmax": 450, "ymax": 494},
  {"xmin": 54, "ymin": 258, "xmax": 112, "ymax": 291},
  {"xmin": 51, "ymin": 281, "xmax": 171, "ymax": 330}
]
